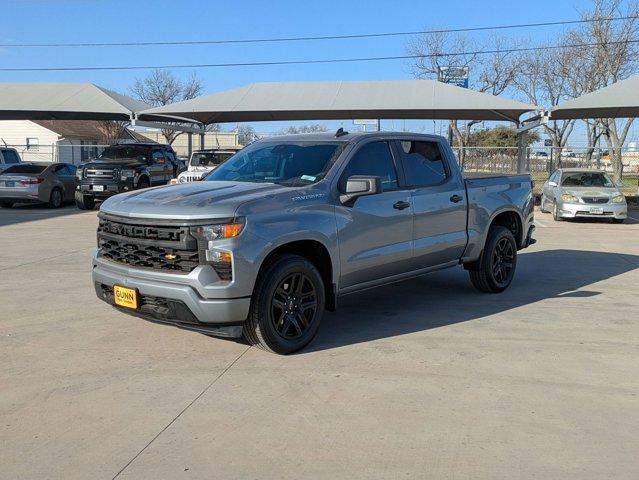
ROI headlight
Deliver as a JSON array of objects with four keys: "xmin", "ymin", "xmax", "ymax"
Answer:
[
  {"xmin": 178, "ymin": 175, "xmax": 187, "ymax": 183},
  {"xmin": 190, "ymin": 221, "xmax": 245, "ymax": 242},
  {"xmin": 120, "ymin": 168, "xmax": 134, "ymax": 180},
  {"xmin": 612, "ymin": 194, "xmax": 626, "ymax": 203},
  {"xmin": 560, "ymin": 193, "xmax": 579, "ymax": 203},
  {"xmin": 76, "ymin": 168, "xmax": 83, "ymax": 180}
]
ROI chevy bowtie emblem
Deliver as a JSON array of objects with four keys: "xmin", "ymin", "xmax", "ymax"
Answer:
[{"xmin": 165, "ymin": 254, "xmax": 177, "ymax": 260}]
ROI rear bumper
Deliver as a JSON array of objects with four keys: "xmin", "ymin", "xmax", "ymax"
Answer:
[
  {"xmin": 92, "ymin": 256, "xmax": 251, "ymax": 329},
  {"xmin": 556, "ymin": 201, "xmax": 627, "ymax": 219},
  {"xmin": 0, "ymin": 186, "xmax": 41, "ymax": 203}
]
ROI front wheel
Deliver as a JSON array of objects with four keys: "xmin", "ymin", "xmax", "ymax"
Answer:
[
  {"xmin": 0, "ymin": 201, "xmax": 14, "ymax": 208},
  {"xmin": 468, "ymin": 226, "xmax": 517, "ymax": 293},
  {"xmin": 540, "ymin": 194, "xmax": 549, "ymax": 213},
  {"xmin": 75, "ymin": 191, "xmax": 95, "ymax": 210},
  {"xmin": 612, "ymin": 218, "xmax": 625, "ymax": 224},
  {"xmin": 243, "ymin": 254, "xmax": 325, "ymax": 354}
]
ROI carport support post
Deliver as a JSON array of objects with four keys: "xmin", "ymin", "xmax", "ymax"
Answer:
[
  {"xmin": 199, "ymin": 132, "xmax": 205, "ymax": 150},
  {"xmin": 516, "ymin": 129, "xmax": 527, "ymax": 174},
  {"xmin": 187, "ymin": 132, "xmax": 193, "ymax": 157}
]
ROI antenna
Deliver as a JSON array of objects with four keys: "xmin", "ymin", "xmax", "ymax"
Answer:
[{"xmin": 335, "ymin": 128, "xmax": 349, "ymax": 138}]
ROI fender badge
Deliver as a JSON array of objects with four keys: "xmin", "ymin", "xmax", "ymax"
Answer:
[{"xmin": 165, "ymin": 254, "xmax": 177, "ymax": 261}]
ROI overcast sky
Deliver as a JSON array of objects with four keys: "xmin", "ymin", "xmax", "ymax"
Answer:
[{"xmin": 1, "ymin": 0, "xmax": 635, "ymax": 142}]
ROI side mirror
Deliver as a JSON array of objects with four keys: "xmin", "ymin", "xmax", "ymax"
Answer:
[
  {"xmin": 340, "ymin": 175, "xmax": 381, "ymax": 205},
  {"xmin": 548, "ymin": 181, "xmax": 558, "ymax": 187}
]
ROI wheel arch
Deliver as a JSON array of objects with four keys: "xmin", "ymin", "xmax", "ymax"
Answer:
[{"xmin": 488, "ymin": 208, "xmax": 525, "ymax": 248}]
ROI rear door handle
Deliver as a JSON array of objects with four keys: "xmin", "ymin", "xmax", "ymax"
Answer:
[
  {"xmin": 393, "ymin": 200, "xmax": 411, "ymax": 210},
  {"xmin": 450, "ymin": 195, "xmax": 463, "ymax": 203}
]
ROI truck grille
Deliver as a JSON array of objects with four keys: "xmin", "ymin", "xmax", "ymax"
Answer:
[
  {"xmin": 581, "ymin": 197, "xmax": 609, "ymax": 204},
  {"xmin": 97, "ymin": 217, "xmax": 200, "ymax": 273},
  {"xmin": 86, "ymin": 168, "xmax": 117, "ymax": 180}
]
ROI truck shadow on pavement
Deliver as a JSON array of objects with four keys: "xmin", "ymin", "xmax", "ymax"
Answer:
[
  {"xmin": 306, "ymin": 249, "xmax": 639, "ymax": 353},
  {"xmin": 0, "ymin": 204, "xmax": 88, "ymax": 227}
]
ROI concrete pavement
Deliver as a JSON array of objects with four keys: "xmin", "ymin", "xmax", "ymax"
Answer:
[{"xmin": 1, "ymin": 205, "xmax": 638, "ymax": 479}]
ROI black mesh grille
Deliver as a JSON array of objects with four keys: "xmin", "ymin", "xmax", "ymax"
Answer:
[
  {"xmin": 581, "ymin": 197, "xmax": 609, "ymax": 204},
  {"xmin": 212, "ymin": 263, "xmax": 233, "ymax": 281},
  {"xmin": 97, "ymin": 217, "xmax": 200, "ymax": 273}
]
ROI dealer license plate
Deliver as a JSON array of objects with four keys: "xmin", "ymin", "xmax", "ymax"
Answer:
[
  {"xmin": 113, "ymin": 285, "xmax": 138, "ymax": 309},
  {"xmin": 5, "ymin": 181, "xmax": 15, "ymax": 187},
  {"xmin": 93, "ymin": 185, "xmax": 105, "ymax": 192},
  {"xmin": 589, "ymin": 207, "xmax": 604, "ymax": 214}
]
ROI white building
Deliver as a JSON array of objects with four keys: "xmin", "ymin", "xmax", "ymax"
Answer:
[
  {"xmin": 136, "ymin": 130, "xmax": 241, "ymax": 157},
  {"xmin": 0, "ymin": 120, "xmax": 145, "ymax": 164}
]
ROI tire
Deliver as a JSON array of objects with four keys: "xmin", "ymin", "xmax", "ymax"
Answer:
[
  {"xmin": 243, "ymin": 254, "xmax": 325, "ymax": 354},
  {"xmin": 540, "ymin": 194, "xmax": 549, "ymax": 213},
  {"xmin": 552, "ymin": 200, "xmax": 564, "ymax": 221},
  {"xmin": 137, "ymin": 178, "xmax": 150, "ymax": 190},
  {"xmin": 612, "ymin": 218, "xmax": 625, "ymax": 224},
  {"xmin": 48, "ymin": 188, "xmax": 63, "ymax": 208},
  {"xmin": 468, "ymin": 226, "xmax": 518, "ymax": 294},
  {"xmin": 0, "ymin": 201, "xmax": 14, "ymax": 208},
  {"xmin": 75, "ymin": 191, "xmax": 95, "ymax": 210}
]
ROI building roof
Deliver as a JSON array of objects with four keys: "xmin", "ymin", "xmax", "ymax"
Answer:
[
  {"xmin": 550, "ymin": 76, "xmax": 639, "ymax": 120},
  {"xmin": 141, "ymin": 80, "xmax": 539, "ymax": 125}
]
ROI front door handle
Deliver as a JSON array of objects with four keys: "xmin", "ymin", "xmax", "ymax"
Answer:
[
  {"xmin": 450, "ymin": 195, "xmax": 463, "ymax": 203},
  {"xmin": 393, "ymin": 200, "xmax": 410, "ymax": 210}
]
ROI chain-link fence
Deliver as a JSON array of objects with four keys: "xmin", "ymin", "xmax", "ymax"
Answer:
[{"xmin": 453, "ymin": 146, "xmax": 639, "ymax": 196}]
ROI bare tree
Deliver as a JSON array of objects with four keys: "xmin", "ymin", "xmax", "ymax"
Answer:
[
  {"xmin": 131, "ymin": 69, "xmax": 204, "ymax": 144},
  {"xmin": 237, "ymin": 125, "xmax": 259, "ymax": 145},
  {"xmin": 408, "ymin": 32, "xmax": 519, "ymax": 168},
  {"xmin": 96, "ymin": 121, "xmax": 130, "ymax": 144},
  {"xmin": 279, "ymin": 124, "xmax": 328, "ymax": 135},
  {"xmin": 571, "ymin": 0, "xmax": 639, "ymax": 182}
]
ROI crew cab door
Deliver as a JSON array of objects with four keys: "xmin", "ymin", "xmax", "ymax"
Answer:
[
  {"xmin": 334, "ymin": 140, "xmax": 414, "ymax": 289},
  {"xmin": 393, "ymin": 139, "xmax": 467, "ymax": 268}
]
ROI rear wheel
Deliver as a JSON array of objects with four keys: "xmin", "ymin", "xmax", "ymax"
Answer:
[
  {"xmin": 612, "ymin": 218, "xmax": 625, "ymax": 224},
  {"xmin": 243, "ymin": 254, "xmax": 325, "ymax": 354},
  {"xmin": 48, "ymin": 188, "xmax": 63, "ymax": 208},
  {"xmin": 468, "ymin": 226, "xmax": 517, "ymax": 293},
  {"xmin": 75, "ymin": 191, "xmax": 95, "ymax": 210},
  {"xmin": 0, "ymin": 201, "xmax": 14, "ymax": 208}
]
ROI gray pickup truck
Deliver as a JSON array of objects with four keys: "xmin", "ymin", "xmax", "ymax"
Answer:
[{"xmin": 93, "ymin": 131, "xmax": 535, "ymax": 354}]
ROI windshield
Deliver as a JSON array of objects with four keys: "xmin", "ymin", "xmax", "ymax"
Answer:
[
  {"xmin": 191, "ymin": 152, "xmax": 234, "ymax": 167},
  {"xmin": 99, "ymin": 145, "xmax": 151, "ymax": 161},
  {"xmin": 561, "ymin": 172, "xmax": 615, "ymax": 188},
  {"xmin": 204, "ymin": 141, "xmax": 344, "ymax": 186}
]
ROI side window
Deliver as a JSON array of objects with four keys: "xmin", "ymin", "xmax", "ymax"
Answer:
[
  {"xmin": 340, "ymin": 141, "xmax": 398, "ymax": 192},
  {"xmin": 152, "ymin": 150, "xmax": 165, "ymax": 163},
  {"xmin": 2, "ymin": 149, "xmax": 21, "ymax": 164},
  {"xmin": 396, "ymin": 140, "xmax": 447, "ymax": 187},
  {"xmin": 56, "ymin": 164, "xmax": 76, "ymax": 176}
]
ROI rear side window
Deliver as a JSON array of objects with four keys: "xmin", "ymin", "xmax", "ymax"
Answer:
[
  {"xmin": 1, "ymin": 164, "xmax": 47, "ymax": 174},
  {"xmin": 396, "ymin": 140, "xmax": 447, "ymax": 187},
  {"xmin": 55, "ymin": 164, "xmax": 76, "ymax": 176},
  {"xmin": 1, "ymin": 149, "xmax": 20, "ymax": 164},
  {"xmin": 340, "ymin": 141, "xmax": 398, "ymax": 192}
]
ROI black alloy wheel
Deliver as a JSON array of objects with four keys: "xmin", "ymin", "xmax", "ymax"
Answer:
[
  {"xmin": 48, "ymin": 188, "xmax": 63, "ymax": 208},
  {"xmin": 271, "ymin": 272, "xmax": 318, "ymax": 340},
  {"xmin": 491, "ymin": 237, "xmax": 515, "ymax": 287}
]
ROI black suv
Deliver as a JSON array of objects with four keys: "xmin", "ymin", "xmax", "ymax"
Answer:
[{"xmin": 75, "ymin": 143, "xmax": 180, "ymax": 210}]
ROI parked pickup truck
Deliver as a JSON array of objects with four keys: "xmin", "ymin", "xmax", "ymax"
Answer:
[
  {"xmin": 92, "ymin": 131, "xmax": 535, "ymax": 354},
  {"xmin": 172, "ymin": 148, "xmax": 242, "ymax": 184},
  {"xmin": 75, "ymin": 143, "xmax": 180, "ymax": 210}
]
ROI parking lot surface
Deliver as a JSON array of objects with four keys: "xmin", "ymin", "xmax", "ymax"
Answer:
[{"xmin": 1, "ymin": 206, "xmax": 638, "ymax": 479}]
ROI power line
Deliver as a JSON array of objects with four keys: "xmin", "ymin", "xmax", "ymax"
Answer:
[
  {"xmin": 0, "ymin": 39, "xmax": 637, "ymax": 72},
  {"xmin": 1, "ymin": 15, "xmax": 637, "ymax": 48}
]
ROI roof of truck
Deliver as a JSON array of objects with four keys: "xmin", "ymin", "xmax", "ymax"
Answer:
[{"xmin": 260, "ymin": 131, "xmax": 448, "ymax": 143}]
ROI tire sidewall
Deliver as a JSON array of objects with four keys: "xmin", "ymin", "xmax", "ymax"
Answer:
[
  {"xmin": 484, "ymin": 227, "xmax": 517, "ymax": 292},
  {"xmin": 50, "ymin": 188, "xmax": 62, "ymax": 208},
  {"xmin": 254, "ymin": 256, "xmax": 325, "ymax": 354}
]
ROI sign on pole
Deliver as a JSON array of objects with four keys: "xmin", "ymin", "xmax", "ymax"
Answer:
[
  {"xmin": 353, "ymin": 119, "xmax": 378, "ymax": 126},
  {"xmin": 438, "ymin": 66, "xmax": 469, "ymax": 88}
]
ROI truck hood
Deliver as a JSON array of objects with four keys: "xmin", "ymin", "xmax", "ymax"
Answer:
[{"xmin": 100, "ymin": 181, "xmax": 291, "ymax": 220}]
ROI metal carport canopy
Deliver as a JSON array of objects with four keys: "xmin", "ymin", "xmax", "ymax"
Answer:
[
  {"xmin": 0, "ymin": 82, "xmax": 188, "ymax": 123},
  {"xmin": 550, "ymin": 75, "xmax": 639, "ymax": 120},
  {"xmin": 140, "ymin": 80, "xmax": 538, "ymax": 124}
]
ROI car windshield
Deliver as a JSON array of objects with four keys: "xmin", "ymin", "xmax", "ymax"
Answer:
[
  {"xmin": 561, "ymin": 172, "xmax": 615, "ymax": 188},
  {"xmin": 99, "ymin": 145, "xmax": 151, "ymax": 161},
  {"xmin": 204, "ymin": 141, "xmax": 344, "ymax": 186},
  {"xmin": 1, "ymin": 164, "xmax": 47, "ymax": 175},
  {"xmin": 191, "ymin": 152, "xmax": 233, "ymax": 167}
]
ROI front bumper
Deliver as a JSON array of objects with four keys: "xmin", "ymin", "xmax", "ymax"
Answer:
[
  {"xmin": 92, "ymin": 254, "xmax": 251, "ymax": 334},
  {"xmin": 78, "ymin": 180, "xmax": 134, "ymax": 198},
  {"xmin": 556, "ymin": 201, "xmax": 627, "ymax": 219}
]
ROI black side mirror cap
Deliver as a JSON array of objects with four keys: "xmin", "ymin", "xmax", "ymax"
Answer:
[{"xmin": 340, "ymin": 175, "xmax": 382, "ymax": 205}]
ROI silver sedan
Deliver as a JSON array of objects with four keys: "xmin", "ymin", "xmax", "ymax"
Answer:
[
  {"xmin": 540, "ymin": 168, "xmax": 627, "ymax": 223},
  {"xmin": 0, "ymin": 162, "xmax": 77, "ymax": 208}
]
